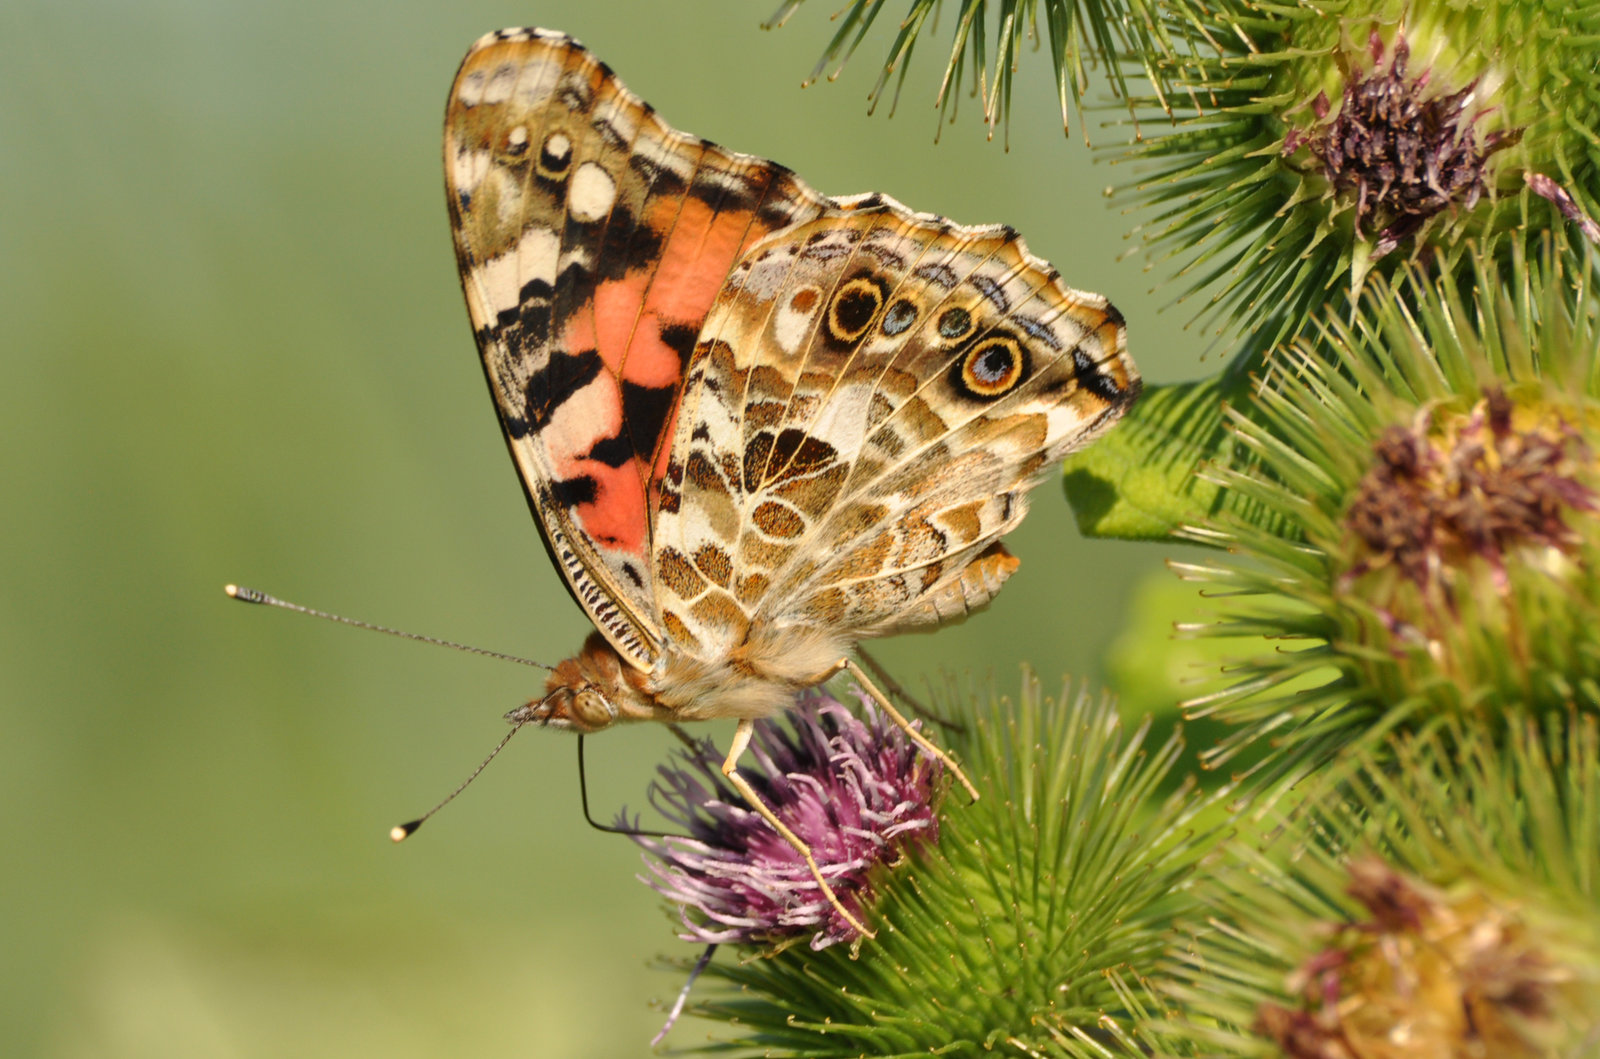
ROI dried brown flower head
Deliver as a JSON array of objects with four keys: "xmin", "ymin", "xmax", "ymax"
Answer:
[
  {"xmin": 1284, "ymin": 30, "xmax": 1516, "ymax": 260},
  {"xmin": 1258, "ymin": 859, "xmax": 1579, "ymax": 1059},
  {"xmin": 1343, "ymin": 388, "xmax": 1596, "ymax": 596}
]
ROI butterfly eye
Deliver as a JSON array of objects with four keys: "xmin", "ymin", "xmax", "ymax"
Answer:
[
  {"xmin": 958, "ymin": 336, "xmax": 1026, "ymax": 398},
  {"xmin": 937, "ymin": 306, "xmax": 975, "ymax": 342},
  {"xmin": 827, "ymin": 276, "xmax": 887, "ymax": 343},
  {"xmin": 537, "ymin": 131, "xmax": 573, "ymax": 178},
  {"xmin": 568, "ymin": 687, "xmax": 618, "ymax": 732}
]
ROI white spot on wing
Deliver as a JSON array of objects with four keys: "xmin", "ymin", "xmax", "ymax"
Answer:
[
  {"xmin": 543, "ymin": 132, "xmax": 572, "ymax": 165},
  {"xmin": 545, "ymin": 374, "xmax": 622, "ymax": 465},
  {"xmin": 457, "ymin": 71, "xmax": 487, "ymax": 107},
  {"xmin": 1044, "ymin": 404, "xmax": 1087, "ymax": 446},
  {"xmin": 496, "ymin": 179, "xmax": 524, "ymax": 227},
  {"xmin": 772, "ymin": 286, "xmax": 822, "ymax": 356},
  {"xmin": 483, "ymin": 63, "xmax": 517, "ymax": 104},
  {"xmin": 568, "ymin": 162, "xmax": 617, "ymax": 223},
  {"xmin": 452, "ymin": 149, "xmax": 492, "ymax": 196},
  {"xmin": 512, "ymin": 58, "xmax": 561, "ymax": 108}
]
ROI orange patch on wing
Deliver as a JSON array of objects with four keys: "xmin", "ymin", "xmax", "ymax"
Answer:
[
  {"xmin": 637, "ymin": 198, "xmax": 756, "ymax": 334},
  {"xmin": 545, "ymin": 377, "xmax": 650, "ymax": 558},
  {"xmin": 572, "ymin": 460, "xmax": 649, "ymax": 555}
]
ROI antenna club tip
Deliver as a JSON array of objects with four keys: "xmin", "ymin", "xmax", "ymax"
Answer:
[
  {"xmin": 224, "ymin": 583, "xmax": 240, "ymax": 597},
  {"xmin": 391, "ymin": 821, "xmax": 420, "ymax": 843}
]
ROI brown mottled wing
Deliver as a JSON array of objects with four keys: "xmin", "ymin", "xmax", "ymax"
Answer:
[
  {"xmin": 444, "ymin": 28, "xmax": 830, "ymax": 670},
  {"xmin": 650, "ymin": 197, "xmax": 1140, "ymax": 660}
]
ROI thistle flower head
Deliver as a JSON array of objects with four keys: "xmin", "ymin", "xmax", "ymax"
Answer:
[
  {"xmin": 1176, "ymin": 253, "xmax": 1600, "ymax": 774},
  {"xmin": 1160, "ymin": 715, "xmax": 1600, "ymax": 1059},
  {"xmin": 645, "ymin": 677, "xmax": 1210, "ymax": 1056},
  {"xmin": 1259, "ymin": 859, "xmax": 1579, "ymax": 1059},
  {"xmin": 1128, "ymin": 0, "xmax": 1600, "ymax": 352},
  {"xmin": 634, "ymin": 688, "xmax": 942, "ymax": 950}
]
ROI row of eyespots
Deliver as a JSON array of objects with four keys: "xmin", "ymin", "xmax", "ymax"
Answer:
[
  {"xmin": 818, "ymin": 273, "xmax": 1029, "ymax": 401},
  {"xmin": 822, "ymin": 272, "xmax": 987, "ymax": 346}
]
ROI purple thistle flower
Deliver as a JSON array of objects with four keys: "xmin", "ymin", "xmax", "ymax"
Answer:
[{"xmin": 632, "ymin": 688, "xmax": 943, "ymax": 950}]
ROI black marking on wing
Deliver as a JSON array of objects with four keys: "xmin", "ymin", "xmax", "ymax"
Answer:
[
  {"xmin": 658, "ymin": 322, "xmax": 698, "ymax": 360},
  {"xmin": 970, "ymin": 273, "xmax": 1010, "ymax": 313},
  {"xmin": 494, "ymin": 277, "xmax": 555, "ymax": 337},
  {"xmin": 621, "ymin": 381, "xmax": 678, "ymax": 464},
  {"xmin": 1074, "ymin": 349, "xmax": 1124, "ymax": 401},
  {"xmin": 596, "ymin": 206, "xmax": 658, "ymax": 281},
  {"xmin": 1012, "ymin": 314, "xmax": 1061, "ymax": 351},
  {"xmin": 629, "ymin": 152, "xmax": 688, "ymax": 196},
  {"xmin": 520, "ymin": 348, "xmax": 603, "ymax": 433},
  {"xmin": 550, "ymin": 474, "xmax": 598, "ymax": 507},
  {"xmin": 914, "ymin": 261, "xmax": 960, "ymax": 289},
  {"xmin": 587, "ymin": 432, "xmax": 635, "ymax": 468}
]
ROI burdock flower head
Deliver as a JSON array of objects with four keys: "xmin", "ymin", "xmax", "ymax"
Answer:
[
  {"xmin": 634, "ymin": 688, "xmax": 942, "ymax": 950},
  {"xmin": 1128, "ymin": 0, "xmax": 1600, "ymax": 352},
  {"xmin": 1176, "ymin": 254, "xmax": 1600, "ymax": 773},
  {"xmin": 1161, "ymin": 716, "xmax": 1600, "ymax": 1058},
  {"xmin": 1259, "ymin": 859, "xmax": 1582, "ymax": 1059},
  {"xmin": 1281, "ymin": 30, "xmax": 1512, "ymax": 262}
]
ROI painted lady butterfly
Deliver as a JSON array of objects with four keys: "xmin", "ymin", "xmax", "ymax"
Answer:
[{"xmin": 445, "ymin": 28, "xmax": 1139, "ymax": 935}]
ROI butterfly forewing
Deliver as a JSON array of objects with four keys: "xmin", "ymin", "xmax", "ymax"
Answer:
[{"xmin": 444, "ymin": 28, "xmax": 830, "ymax": 671}]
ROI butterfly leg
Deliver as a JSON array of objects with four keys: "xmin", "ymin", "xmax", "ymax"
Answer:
[
  {"xmin": 837, "ymin": 659, "xmax": 981, "ymax": 803},
  {"xmin": 854, "ymin": 646, "xmax": 966, "ymax": 735},
  {"xmin": 720, "ymin": 718, "xmax": 877, "ymax": 940}
]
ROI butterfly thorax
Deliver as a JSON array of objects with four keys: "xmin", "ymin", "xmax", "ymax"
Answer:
[{"xmin": 528, "ymin": 625, "xmax": 852, "ymax": 734}]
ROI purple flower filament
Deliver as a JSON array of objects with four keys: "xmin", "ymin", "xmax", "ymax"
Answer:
[{"xmin": 634, "ymin": 689, "xmax": 944, "ymax": 950}]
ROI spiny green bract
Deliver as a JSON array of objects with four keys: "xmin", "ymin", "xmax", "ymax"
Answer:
[
  {"xmin": 764, "ymin": 0, "xmax": 1183, "ymax": 143},
  {"xmin": 669, "ymin": 676, "xmax": 1215, "ymax": 1058},
  {"xmin": 1124, "ymin": 0, "xmax": 1600, "ymax": 355}
]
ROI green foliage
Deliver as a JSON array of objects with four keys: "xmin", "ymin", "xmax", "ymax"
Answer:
[{"xmin": 764, "ymin": 0, "xmax": 1186, "ymax": 142}]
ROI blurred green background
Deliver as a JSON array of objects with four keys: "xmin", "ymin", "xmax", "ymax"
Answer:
[{"xmin": 1, "ymin": 1, "xmax": 1202, "ymax": 1055}]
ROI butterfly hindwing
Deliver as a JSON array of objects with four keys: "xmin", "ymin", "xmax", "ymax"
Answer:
[
  {"xmin": 444, "ymin": 28, "xmax": 831, "ymax": 670},
  {"xmin": 651, "ymin": 200, "xmax": 1139, "ymax": 661}
]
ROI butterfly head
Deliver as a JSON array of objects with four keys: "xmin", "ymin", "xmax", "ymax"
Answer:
[{"xmin": 508, "ymin": 631, "xmax": 667, "ymax": 734}]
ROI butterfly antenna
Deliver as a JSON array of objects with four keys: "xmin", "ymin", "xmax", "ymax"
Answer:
[
  {"xmin": 390, "ymin": 720, "xmax": 527, "ymax": 842},
  {"xmin": 224, "ymin": 584, "xmax": 553, "ymax": 670}
]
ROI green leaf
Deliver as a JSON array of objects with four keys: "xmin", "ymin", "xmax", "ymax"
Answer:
[{"xmin": 1061, "ymin": 373, "xmax": 1251, "ymax": 540}]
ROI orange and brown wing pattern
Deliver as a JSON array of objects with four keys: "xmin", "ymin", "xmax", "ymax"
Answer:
[
  {"xmin": 649, "ymin": 197, "xmax": 1139, "ymax": 662},
  {"xmin": 444, "ymin": 28, "xmax": 831, "ymax": 670}
]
